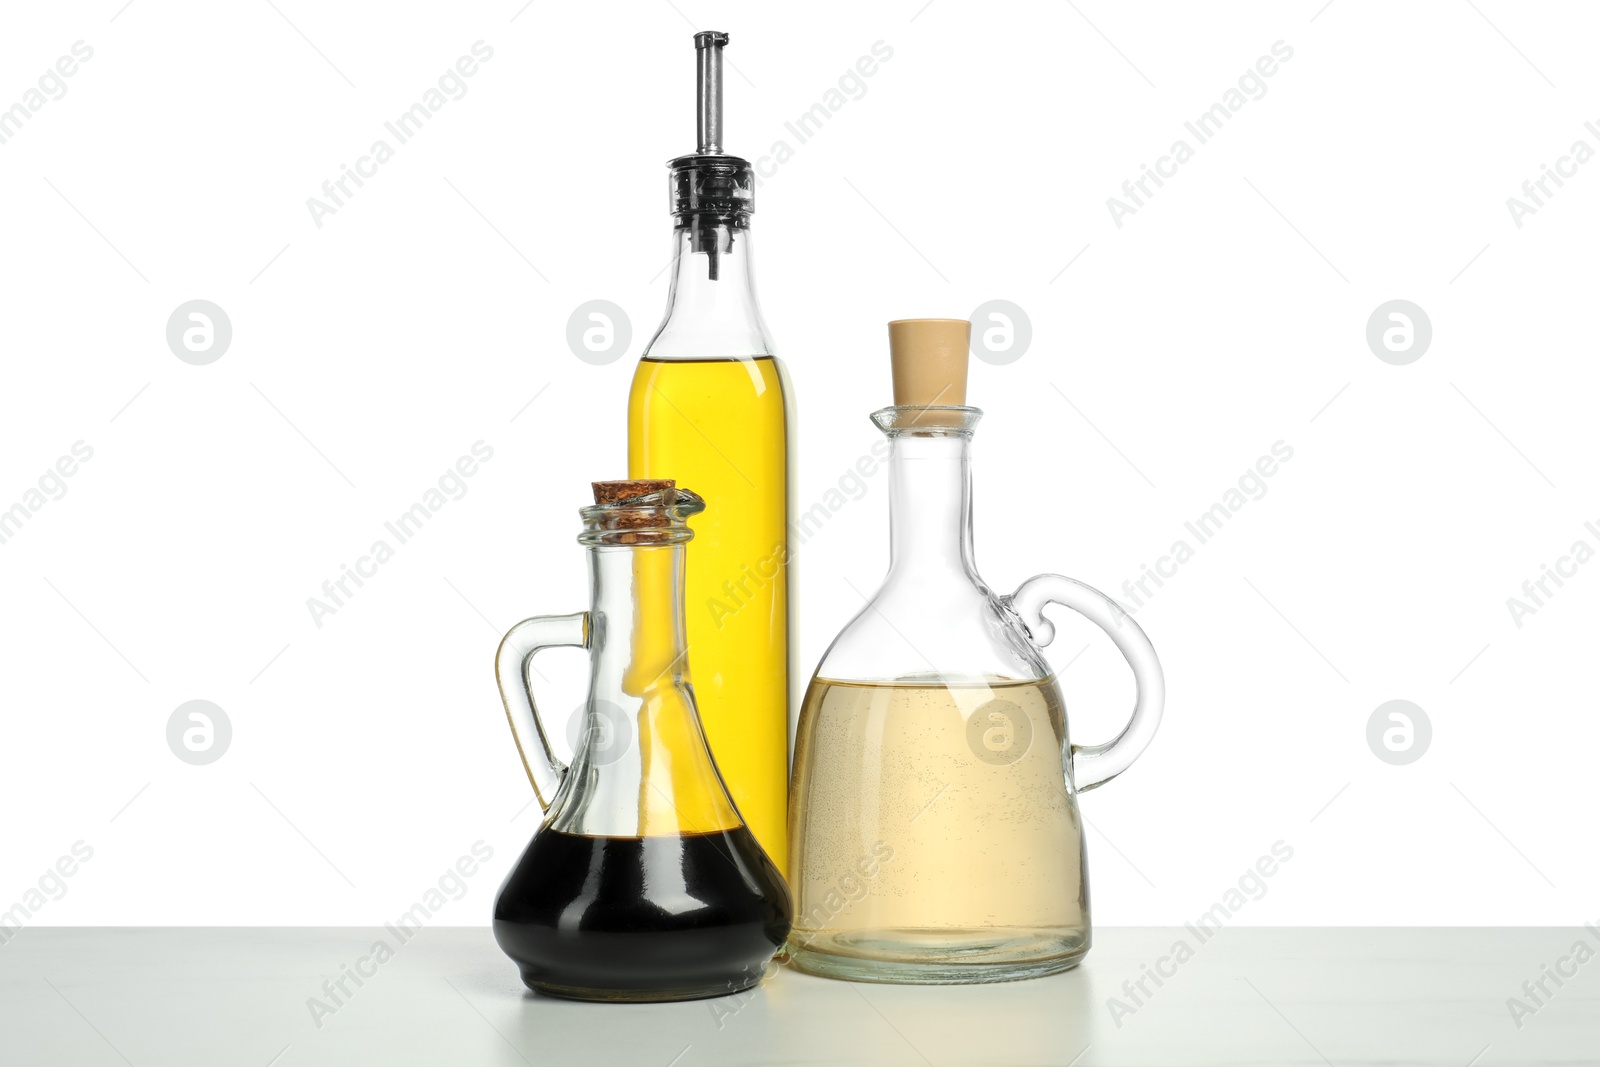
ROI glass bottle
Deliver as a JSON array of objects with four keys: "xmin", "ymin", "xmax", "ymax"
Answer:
[
  {"xmin": 787, "ymin": 320, "xmax": 1165, "ymax": 984},
  {"xmin": 492, "ymin": 481, "xmax": 792, "ymax": 1001},
  {"xmin": 627, "ymin": 31, "xmax": 793, "ymax": 875}
]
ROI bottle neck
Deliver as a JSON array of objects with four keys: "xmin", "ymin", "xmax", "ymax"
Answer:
[
  {"xmin": 643, "ymin": 217, "xmax": 775, "ymax": 359},
  {"xmin": 587, "ymin": 545, "xmax": 688, "ymax": 697},
  {"xmin": 885, "ymin": 433, "xmax": 978, "ymax": 581},
  {"xmin": 562, "ymin": 540, "xmax": 743, "ymax": 837}
]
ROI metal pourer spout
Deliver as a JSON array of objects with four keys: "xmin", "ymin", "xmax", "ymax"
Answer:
[
  {"xmin": 695, "ymin": 31, "xmax": 727, "ymax": 154},
  {"xmin": 671, "ymin": 31, "xmax": 750, "ymax": 283}
]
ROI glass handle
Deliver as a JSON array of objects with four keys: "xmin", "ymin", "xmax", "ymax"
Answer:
[
  {"xmin": 494, "ymin": 612, "xmax": 589, "ymax": 812},
  {"xmin": 1007, "ymin": 574, "xmax": 1165, "ymax": 792}
]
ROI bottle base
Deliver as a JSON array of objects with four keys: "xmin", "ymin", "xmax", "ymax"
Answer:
[
  {"xmin": 494, "ymin": 828, "xmax": 791, "ymax": 1005},
  {"xmin": 522, "ymin": 972, "xmax": 765, "ymax": 1003},
  {"xmin": 785, "ymin": 929, "xmax": 1088, "ymax": 985}
]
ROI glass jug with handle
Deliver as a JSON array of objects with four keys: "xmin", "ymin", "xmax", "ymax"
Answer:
[
  {"xmin": 787, "ymin": 320, "xmax": 1165, "ymax": 984},
  {"xmin": 491, "ymin": 480, "xmax": 791, "ymax": 1001}
]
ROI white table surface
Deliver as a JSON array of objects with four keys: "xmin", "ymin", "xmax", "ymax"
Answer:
[{"xmin": 1, "ymin": 927, "xmax": 1594, "ymax": 1065}]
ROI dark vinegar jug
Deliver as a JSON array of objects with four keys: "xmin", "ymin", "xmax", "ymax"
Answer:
[{"xmin": 490, "ymin": 481, "xmax": 791, "ymax": 1002}]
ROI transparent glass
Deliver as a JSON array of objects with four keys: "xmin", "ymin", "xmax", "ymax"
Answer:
[
  {"xmin": 645, "ymin": 219, "xmax": 775, "ymax": 358},
  {"xmin": 491, "ymin": 486, "xmax": 792, "ymax": 1001},
  {"xmin": 787, "ymin": 406, "xmax": 1165, "ymax": 984},
  {"xmin": 628, "ymin": 217, "xmax": 796, "ymax": 875}
]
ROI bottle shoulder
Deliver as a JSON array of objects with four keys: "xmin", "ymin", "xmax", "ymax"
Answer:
[{"xmin": 810, "ymin": 575, "xmax": 1052, "ymax": 686}]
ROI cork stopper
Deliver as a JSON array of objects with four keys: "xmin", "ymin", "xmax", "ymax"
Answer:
[
  {"xmin": 591, "ymin": 479, "xmax": 677, "ymax": 530},
  {"xmin": 888, "ymin": 318, "xmax": 970, "ymax": 426},
  {"xmin": 592, "ymin": 479, "xmax": 675, "ymax": 506},
  {"xmin": 580, "ymin": 480, "xmax": 704, "ymax": 546}
]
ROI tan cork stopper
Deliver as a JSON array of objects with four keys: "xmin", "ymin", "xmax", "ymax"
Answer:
[
  {"xmin": 592, "ymin": 479, "xmax": 674, "ymax": 505},
  {"xmin": 888, "ymin": 319, "xmax": 970, "ymax": 412},
  {"xmin": 592, "ymin": 479, "xmax": 675, "ymax": 528}
]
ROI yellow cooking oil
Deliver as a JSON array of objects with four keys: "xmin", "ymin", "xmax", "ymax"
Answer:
[{"xmin": 628, "ymin": 354, "xmax": 789, "ymax": 874}]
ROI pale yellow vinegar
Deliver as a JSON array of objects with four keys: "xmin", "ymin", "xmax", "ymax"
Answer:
[
  {"xmin": 788, "ymin": 677, "xmax": 1087, "ymax": 973},
  {"xmin": 628, "ymin": 355, "xmax": 789, "ymax": 875}
]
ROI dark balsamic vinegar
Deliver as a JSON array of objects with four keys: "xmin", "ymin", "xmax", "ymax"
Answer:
[{"xmin": 493, "ymin": 826, "xmax": 792, "ymax": 1001}]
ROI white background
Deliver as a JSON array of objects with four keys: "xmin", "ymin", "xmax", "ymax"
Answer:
[{"xmin": 1, "ymin": 0, "xmax": 1595, "ymax": 928}]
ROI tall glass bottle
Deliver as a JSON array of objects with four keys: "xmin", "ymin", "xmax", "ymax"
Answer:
[{"xmin": 628, "ymin": 31, "xmax": 792, "ymax": 874}]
